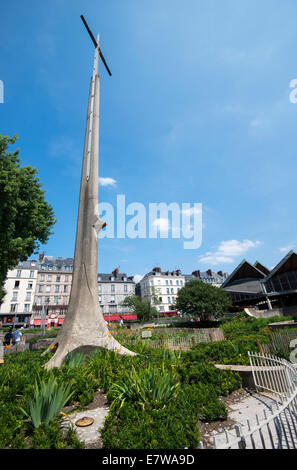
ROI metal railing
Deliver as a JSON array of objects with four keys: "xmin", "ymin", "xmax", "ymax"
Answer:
[
  {"xmin": 123, "ymin": 332, "xmax": 209, "ymax": 350},
  {"xmin": 260, "ymin": 329, "xmax": 297, "ymax": 360},
  {"xmin": 213, "ymin": 352, "xmax": 297, "ymax": 449}
]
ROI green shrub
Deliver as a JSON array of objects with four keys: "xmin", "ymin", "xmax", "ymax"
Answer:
[
  {"xmin": 64, "ymin": 350, "xmax": 84, "ymax": 368},
  {"xmin": 20, "ymin": 375, "xmax": 74, "ymax": 428},
  {"xmin": 31, "ymin": 421, "xmax": 84, "ymax": 449},
  {"xmin": 102, "ymin": 396, "xmax": 200, "ymax": 449},
  {"xmin": 108, "ymin": 363, "xmax": 180, "ymax": 411}
]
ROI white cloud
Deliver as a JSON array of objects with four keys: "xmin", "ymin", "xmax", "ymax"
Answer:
[
  {"xmin": 98, "ymin": 177, "xmax": 117, "ymax": 187},
  {"xmin": 279, "ymin": 245, "xmax": 295, "ymax": 253},
  {"xmin": 133, "ymin": 274, "xmax": 143, "ymax": 284},
  {"xmin": 199, "ymin": 239, "xmax": 261, "ymax": 265},
  {"xmin": 181, "ymin": 206, "xmax": 202, "ymax": 217},
  {"xmin": 152, "ymin": 217, "xmax": 170, "ymax": 233}
]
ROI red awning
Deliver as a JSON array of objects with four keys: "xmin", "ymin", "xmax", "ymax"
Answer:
[
  {"xmin": 58, "ymin": 318, "xmax": 64, "ymax": 325},
  {"xmin": 121, "ymin": 315, "xmax": 138, "ymax": 320},
  {"xmin": 33, "ymin": 320, "xmax": 41, "ymax": 325},
  {"xmin": 103, "ymin": 315, "xmax": 121, "ymax": 322}
]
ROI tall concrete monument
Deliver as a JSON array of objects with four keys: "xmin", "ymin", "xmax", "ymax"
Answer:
[{"xmin": 45, "ymin": 17, "xmax": 135, "ymax": 369}]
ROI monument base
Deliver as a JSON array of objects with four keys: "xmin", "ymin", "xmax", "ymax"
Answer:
[{"xmin": 44, "ymin": 320, "xmax": 136, "ymax": 370}]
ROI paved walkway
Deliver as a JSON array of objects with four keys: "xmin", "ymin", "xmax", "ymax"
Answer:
[
  {"xmin": 60, "ymin": 406, "xmax": 109, "ymax": 446},
  {"xmin": 213, "ymin": 392, "xmax": 297, "ymax": 449}
]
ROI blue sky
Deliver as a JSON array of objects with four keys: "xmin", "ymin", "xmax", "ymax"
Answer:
[{"xmin": 1, "ymin": 0, "xmax": 297, "ymax": 281}]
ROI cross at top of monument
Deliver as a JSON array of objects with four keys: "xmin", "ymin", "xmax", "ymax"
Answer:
[
  {"xmin": 80, "ymin": 15, "xmax": 112, "ymax": 181},
  {"xmin": 80, "ymin": 14, "xmax": 112, "ymax": 76}
]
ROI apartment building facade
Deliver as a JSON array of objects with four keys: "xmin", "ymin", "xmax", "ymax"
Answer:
[
  {"xmin": 139, "ymin": 267, "xmax": 185, "ymax": 313},
  {"xmin": 185, "ymin": 269, "xmax": 229, "ymax": 287},
  {"xmin": 98, "ymin": 268, "xmax": 136, "ymax": 318},
  {"xmin": 138, "ymin": 267, "xmax": 229, "ymax": 314},
  {"xmin": 0, "ymin": 260, "xmax": 39, "ymax": 327},
  {"xmin": 31, "ymin": 255, "xmax": 74, "ymax": 327},
  {"xmin": 30, "ymin": 256, "xmax": 136, "ymax": 325}
]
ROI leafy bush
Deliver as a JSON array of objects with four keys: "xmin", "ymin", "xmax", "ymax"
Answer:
[
  {"xmin": 20, "ymin": 375, "xmax": 74, "ymax": 428},
  {"xmin": 31, "ymin": 422, "xmax": 85, "ymax": 449},
  {"xmin": 64, "ymin": 350, "xmax": 84, "ymax": 368},
  {"xmin": 0, "ymin": 339, "xmax": 244, "ymax": 449},
  {"xmin": 102, "ymin": 394, "xmax": 200, "ymax": 449},
  {"xmin": 108, "ymin": 363, "xmax": 180, "ymax": 411}
]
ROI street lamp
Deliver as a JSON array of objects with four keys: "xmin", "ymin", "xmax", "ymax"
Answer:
[{"xmin": 41, "ymin": 298, "xmax": 50, "ymax": 336}]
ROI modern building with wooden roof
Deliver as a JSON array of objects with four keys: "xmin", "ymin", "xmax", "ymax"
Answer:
[{"xmin": 221, "ymin": 251, "xmax": 297, "ymax": 317}]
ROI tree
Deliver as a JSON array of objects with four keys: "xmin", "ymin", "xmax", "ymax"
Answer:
[
  {"xmin": 175, "ymin": 280, "xmax": 231, "ymax": 321},
  {"xmin": 0, "ymin": 135, "xmax": 56, "ymax": 301},
  {"xmin": 121, "ymin": 295, "xmax": 159, "ymax": 322}
]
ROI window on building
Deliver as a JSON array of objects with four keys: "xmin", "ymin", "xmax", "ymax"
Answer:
[
  {"xmin": 110, "ymin": 295, "xmax": 115, "ymax": 303},
  {"xmin": 47, "ymin": 275, "xmax": 52, "ymax": 281},
  {"xmin": 14, "ymin": 280, "xmax": 20, "ymax": 289},
  {"xmin": 166, "ymin": 288, "xmax": 169, "ymax": 294},
  {"xmin": 55, "ymin": 285, "xmax": 59, "ymax": 293},
  {"xmin": 45, "ymin": 296, "xmax": 50, "ymax": 303},
  {"xmin": 54, "ymin": 296, "xmax": 59, "ymax": 304},
  {"xmin": 171, "ymin": 288, "xmax": 174, "ymax": 294},
  {"xmin": 40, "ymin": 274, "xmax": 45, "ymax": 281},
  {"xmin": 176, "ymin": 280, "xmax": 179, "ymax": 285},
  {"xmin": 46, "ymin": 285, "xmax": 51, "ymax": 292},
  {"xmin": 65, "ymin": 275, "xmax": 69, "ymax": 282},
  {"xmin": 98, "ymin": 284, "xmax": 102, "ymax": 292},
  {"xmin": 167, "ymin": 297, "xmax": 171, "ymax": 304},
  {"xmin": 30, "ymin": 271, "xmax": 34, "ymax": 278},
  {"xmin": 24, "ymin": 304, "xmax": 30, "ymax": 312},
  {"xmin": 38, "ymin": 285, "xmax": 43, "ymax": 293},
  {"xmin": 64, "ymin": 285, "xmax": 68, "ymax": 293},
  {"xmin": 166, "ymin": 280, "xmax": 169, "ymax": 285},
  {"xmin": 37, "ymin": 297, "xmax": 42, "ymax": 305},
  {"xmin": 12, "ymin": 292, "xmax": 18, "ymax": 301},
  {"xmin": 111, "ymin": 285, "xmax": 115, "ymax": 293},
  {"xmin": 16, "ymin": 270, "xmax": 22, "ymax": 278},
  {"xmin": 124, "ymin": 285, "xmax": 128, "ymax": 293},
  {"xmin": 180, "ymin": 280, "xmax": 183, "ymax": 286},
  {"xmin": 26, "ymin": 292, "xmax": 31, "ymax": 301},
  {"xmin": 10, "ymin": 304, "xmax": 17, "ymax": 312},
  {"xmin": 56, "ymin": 276, "xmax": 60, "ymax": 282},
  {"xmin": 170, "ymin": 280, "xmax": 173, "ymax": 285},
  {"xmin": 99, "ymin": 295, "xmax": 102, "ymax": 303},
  {"xmin": 27, "ymin": 282, "xmax": 33, "ymax": 289}
]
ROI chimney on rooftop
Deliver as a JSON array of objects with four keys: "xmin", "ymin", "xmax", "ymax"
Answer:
[
  {"xmin": 206, "ymin": 269, "xmax": 213, "ymax": 276},
  {"xmin": 112, "ymin": 268, "xmax": 119, "ymax": 278},
  {"xmin": 152, "ymin": 267, "xmax": 162, "ymax": 273},
  {"xmin": 39, "ymin": 252, "xmax": 45, "ymax": 262},
  {"xmin": 192, "ymin": 270, "xmax": 201, "ymax": 278}
]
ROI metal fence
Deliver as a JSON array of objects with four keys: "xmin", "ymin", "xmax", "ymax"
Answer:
[
  {"xmin": 122, "ymin": 328, "xmax": 224, "ymax": 351},
  {"xmin": 260, "ymin": 329, "xmax": 297, "ymax": 360},
  {"xmin": 125, "ymin": 332, "xmax": 210, "ymax": 350},
  {"xmin": 213, "ymin": 352, "xmax": 297, "ymax": 449}
]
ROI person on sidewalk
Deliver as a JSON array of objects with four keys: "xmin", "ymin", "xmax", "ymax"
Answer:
[
  {"xmin": 12, "ymin": 327, "xmax": 22, "ymax": 345},
  {"xmin": 3, "ymin": 326, "xmax": 13, "ymax": 347}
]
